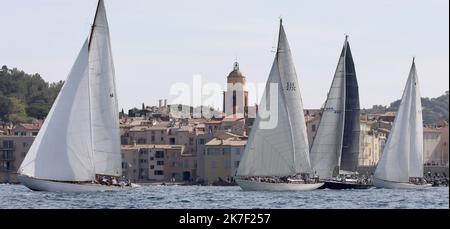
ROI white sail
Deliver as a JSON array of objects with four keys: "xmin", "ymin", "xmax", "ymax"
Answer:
[
  {"xmin": 310, "ymin": 41, "xmax": 347, "ymax": 179},
  {"xmin": 88, "ymin": 0, "xmax": 122, "ymax": 177},
  {"xmin": 237, "ymin": 20, "xmax": 311, "ymax": 177},
  {"xmin": 374, "ymin": 59, "xmax": 424, "ymax": 183},
  {"xmin": 19, "ymin": 40, "xmax": 95, "ymax": 182},
  {"xmin": 277, "ymin": 23, "xmax": 311, "ymax": 174}
]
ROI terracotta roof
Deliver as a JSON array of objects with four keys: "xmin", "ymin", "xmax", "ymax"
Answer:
[
  {"xmin": 121, "ymin": 144, "xmax": 184, "ymax": 150},
  {"xmin": 205, "ymin": 137, "xmax": 247, "ymax": 147},
  {"xmin": 205, "ymin": 120, "xmax": 222, "ymax": 124},
  {"xmin": 20, "ymin": 123, "xmax": 42, "ymax": 130}
]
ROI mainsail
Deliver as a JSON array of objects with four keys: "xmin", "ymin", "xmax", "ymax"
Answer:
[
  {"xmin": 236, "ymin": 20, "xmax": 311, "ymax": 177},
  {"xmin": 374, "ymin": 59, "xmax": 424, "ymax": 183},
  {"xmin": 310, "ymin": 37, "xmax": 360, "ymax": 179},
  {"xmin": 19, "ymin": 0, "xmax": 121, "ymax": 181}
]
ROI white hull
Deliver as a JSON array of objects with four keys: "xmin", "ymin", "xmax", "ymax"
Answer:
[
  {"xmin": 373, "ymin": 177, "xmax": 431, "ymax": 189},
  {"xmin": 236, "ymin": 178, "xmax": 324, "ymax": 191},
  {"xmin": 18, "ymin": 175, "xmax": 137, "ymax": 192}
]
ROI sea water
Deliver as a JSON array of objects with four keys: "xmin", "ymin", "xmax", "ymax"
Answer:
[{"xmin": 0, "ymin": 184, "xmax": 447, "ymax": 209}]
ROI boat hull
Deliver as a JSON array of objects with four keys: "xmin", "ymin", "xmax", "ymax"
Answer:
[
  {"xmin": 236, "ymin": 178, "xmax": 324, "ymax": 191},
  {"xmin": 319, "ymin": 180, "xmax": 373, "ymax": 190},
  {"xmin": 18, "ymin": 175, "xmax": 137, "ymax": 192},
  {"xmin": 373, "ymin": 178, "xmax": 432, "ymax": 189}
]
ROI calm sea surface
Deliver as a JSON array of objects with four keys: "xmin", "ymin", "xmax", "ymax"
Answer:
[{"xmin": 0, "ymin": 184, "xmax": 448, "ymax": 209}]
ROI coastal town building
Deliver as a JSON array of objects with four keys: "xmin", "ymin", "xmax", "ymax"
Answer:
[
  {"xmin": 121, "ymin": 144, "xmax": 196, "ymax": 183},
  {"xmin": 0, "ymin": 136, "xmax": 34, "ymax": 183},
  {"xmin": 424, "ymin": 124, "xmax": 449, "ymax": 166},
  {"xmin": 203, "ymin": 132, "xmax": 247, "ymax": 183}
]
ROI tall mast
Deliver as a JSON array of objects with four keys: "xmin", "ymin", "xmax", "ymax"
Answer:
[{"xmin": 88, "ymin": 0, "xmax": 102, "ymax": 50}]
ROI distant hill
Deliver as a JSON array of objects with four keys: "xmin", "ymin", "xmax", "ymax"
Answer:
[
  {"xmin": 0, "ymin": 65, "xmax": 63, "ymax": 123},
  {"xmin": 365, "ymin": 91, "xmax": 449, "ymax": 124}
]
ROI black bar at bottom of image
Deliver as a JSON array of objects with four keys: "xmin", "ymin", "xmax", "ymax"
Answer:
[{"xmin": 0, "ymin": 209, "xmax": 448, "ymax": 227}]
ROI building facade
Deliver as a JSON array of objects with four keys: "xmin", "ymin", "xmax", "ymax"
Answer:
[
  {"xmin": 202, "ymin": 133, "xmax": 246, "ymax": 183},
  {"xmin": 0, "ymin": 136, "xmax": 34, "ymax": 183}
]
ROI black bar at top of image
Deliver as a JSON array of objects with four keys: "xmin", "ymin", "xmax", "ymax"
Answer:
[{"xmin": 0, "ymin": 209, "xmax": 449, "ymax": 227}]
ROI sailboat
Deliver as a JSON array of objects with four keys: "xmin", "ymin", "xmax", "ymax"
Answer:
[
  {"xmin": 17, "ymin": 0, "xmax": 136, "ymax": 192},
  {"xmin": 373, "ymin": 58, "xmax": 431, "ymax": 189},
  {"xmin": 309, "ymin": 36, "xmax": 371, "ymax": 189},
  {"xmin": 235, "ymin": 19, "xmax": 324, "ymax": 191}
]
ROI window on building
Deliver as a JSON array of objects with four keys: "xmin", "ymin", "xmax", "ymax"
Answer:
[
  {"xmin": 154, "ymin": 170, "xmax": 164, "ymax": 175},
  {"xmin": 4, "ymin": 161, "xmax": 12, "ymax": 171},
  {"xmin": 151, "ymin": 136, "xmax": 155, "ymax": 142},
  {"xmin": 122, "ymin": 162, "xmax": 128, "ymax": 169},
  {"xmin": 223, "ymin": 148, "xmax": 231, "ymax": 155},
  {"xmin": 198, "ymin": 139, "xmax": 205, "ymax": 145},
  {"xmin": 157, "ymin": 161, "xmax": 164, "ymax": 166},
  {"xmin": 170, "ymin": 138, "xmax": 176, "ymax": 145},
  {"xmin": 2, "ymin": 140, "xmax": 13, "ymax": 149},
  {"xmin": 224, "ymin": 160, "xmax": 231, "ymax": 169},
  {"xmin": 155, "ymin": 151, "xmax": 164, "ymax": 158},
  {"xmin": 137, "ymin": 138, "xmax": 146, "ymax": 144},
  {"xmin": 161, "ymin": 131, "xmax": 164, "ymax": 134},
  {"xmin": 150, "ymin": 165, "xmax": 155, "ymax": 170},
  {"xmin": 234, "ymin": 161, "xmax": 240, "ymax": 168},
  {"xmin": 21, "ymin": 132, "xmax": 26, "ymax": 136},
  {"xmin": 150, "ymin": 157, "xmax": 154, "ymax": 161},
  {"xmin": 231, "ymin": 148, "xmax": 241, "ymax": 155},
  {"xmin": 312, "ymin": 124, "xmax": 316, "ymax": 132},
  {"xmin": 211, "ymin": 160, "xmax": 218, "ymax": 169},
  {"xmin": 32, "ymin": 132, "xmax": 38, "ymax": 136},
  {"xmin": 207, "ymin": 148, "xmax": 220, "ymax": 156},
  {"xmin": 1, "ymin": 151, "xmax": 13, "ymax": 160},
  {"xmin": 161, "ymin": 137, "xmax": 164, "ymax": 142}
]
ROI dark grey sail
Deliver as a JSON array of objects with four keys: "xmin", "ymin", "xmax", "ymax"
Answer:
[
  {"xmin": 340, "ymin": 39, "xmax": 360, "ymax": 172},
  {"xmin": 310, "ymin": 36, "xmax": 360, "ymax": 179}
]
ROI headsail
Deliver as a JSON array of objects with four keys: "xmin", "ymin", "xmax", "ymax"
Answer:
[
  {"xmin": 88, "ymin": 0, "xmax": 122, "ymax": 177},
  {"xmin": 374, "ymin": 59, "xmax": 424, "ymax": 182},
  {"xmin": 19, "ymin": 40, "xmax": 95, "ymax": 182},
  {"xmin": 237, "ymin": 20, "xmax": 311, "ymax": 177}
]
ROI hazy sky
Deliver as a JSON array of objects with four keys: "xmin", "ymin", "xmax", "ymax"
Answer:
[{"xmin": 1, "ymin": 0, "xmax": 448, "ymax": 110}]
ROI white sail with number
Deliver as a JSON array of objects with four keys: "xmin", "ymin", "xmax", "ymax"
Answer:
[{"xmin": 237, "ymin": 20, "xmax": 311, "ymax": 177}]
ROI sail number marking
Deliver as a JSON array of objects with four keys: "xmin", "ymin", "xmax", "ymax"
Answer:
[{"xmin": 286, "ymin": 82, "xmax": 296, "ymax": 91}]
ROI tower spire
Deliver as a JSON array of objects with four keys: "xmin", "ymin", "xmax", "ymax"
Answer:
[{"xmin": 233, "ymin": 61, "xmax": 239, "ymax": 71}]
